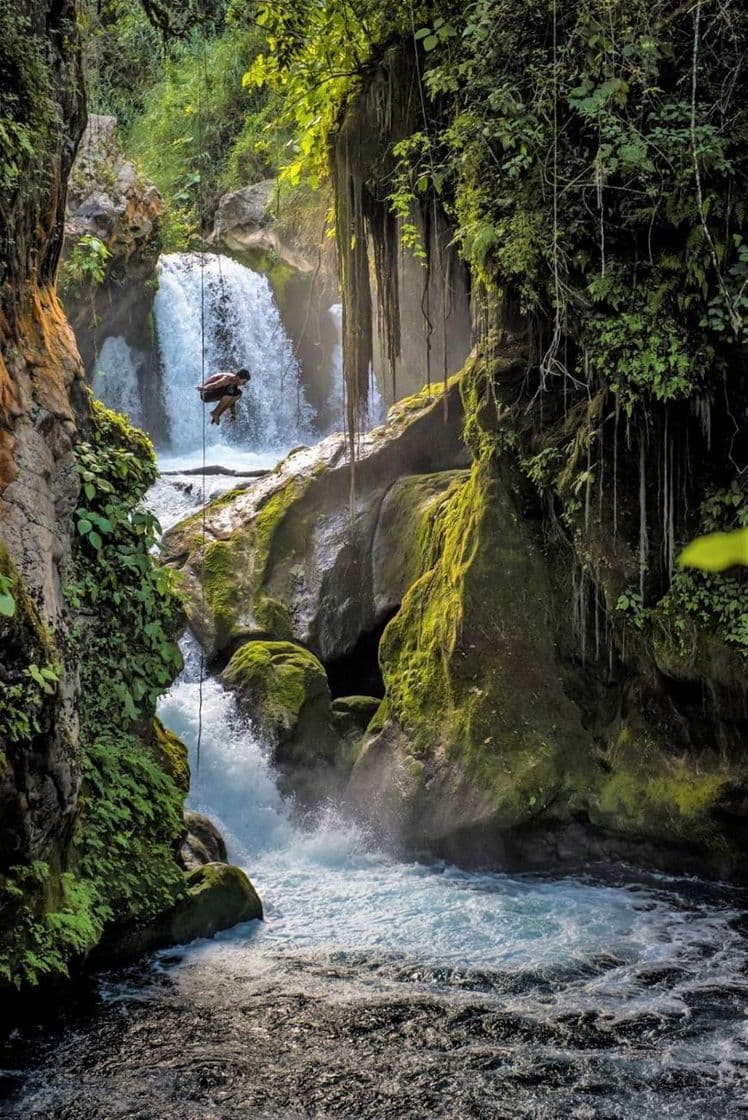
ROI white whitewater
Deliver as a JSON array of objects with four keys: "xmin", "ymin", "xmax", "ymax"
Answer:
[
  {"xmin": 325, "ymin": 302, "xmax": 385, "ymax": 435},
  {"xmin": 154, "ymin": 252, "xmax": 314, "ymax": 461},
  {"xmin": 156, "ymin": 636, "xmax": 747, "ymax": 1011},
  {"xmin": 143, "ymin": 275, "xmax": 748, "ymax": 1112},
  {"xmin": 92, "ymin": 336, "xmax": 144, "ymax": 428}
]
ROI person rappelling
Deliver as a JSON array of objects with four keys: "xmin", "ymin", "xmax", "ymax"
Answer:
[{"xmin": 197, "ymin": 368, "xmax": 251, "ymax": 425}]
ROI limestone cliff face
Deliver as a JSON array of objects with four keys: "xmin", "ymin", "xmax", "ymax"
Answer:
[
  {"xmin": 0, "ymin": 4, "xmax": 256, "ymax": 992},
  {"xmin": 331, "ymin": 43, "xmax": 473, "ymax": 414},
  {"xmin": 61, "ymin": 114, "xmax": 169, "ymax": 441},
  {"xmin": 0, "ymin": 0, "xmax": 87, "ymax": 876}
]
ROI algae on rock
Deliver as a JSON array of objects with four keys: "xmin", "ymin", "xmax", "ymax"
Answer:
[
  {"xmin": 223, "ymin": 640, "xmax": 336, "ymax": 772},
  {"xmin": 163, "ymin": 376, "xmax": 469, "ymax": 664}
]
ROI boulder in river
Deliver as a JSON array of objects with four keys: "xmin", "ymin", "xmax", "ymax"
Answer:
[
  {"xmin": 222, "ymin": 640, "xmax": 337, "ymax": 772},
  {"xmin": 96, "ymin": 863, "xmax": 262, "ymax": 966},
  {"xmin": 180, "ymin": 811, "xmax": 228, "ymax": 871},
  {"xmin": 162, "ymin": 376, "xmax": 469, "ymax": 662}
]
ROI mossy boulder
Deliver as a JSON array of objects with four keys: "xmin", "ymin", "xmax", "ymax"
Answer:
[
  {"xmin": 331, "ymin": 695, "xmax": 382, "ymax": 770},
  {"xmin": 372, "ymin": 471, "xmax": 470, "ymax": 617},
  {"xmin": 331, "ymin": 695, "xmax": 382, "ymax": 738},
  {"xmin": 582, "ymin": 696, "xmax": 741, "ymax": 852},
  {"xmin": 222, "ymin": 640, "xmax": 336, "ymax": 770},
  {"xmin": 162, "ymin": 377, "xmax": 468, "ymax": 660},
  {"xmin": 349, "ymin": 455, "xmax": 591, "ymax": 845},
  {"xmin": 97, "ymin": 863, "xmax": 262, "ymax": 966}
]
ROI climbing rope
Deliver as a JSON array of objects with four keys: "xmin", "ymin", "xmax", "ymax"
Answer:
[{"xmin": 195, "ymin": 27, "xmax": 210, "ymax": 773}]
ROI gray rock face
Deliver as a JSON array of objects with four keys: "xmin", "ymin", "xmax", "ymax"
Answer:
[
  {"xmin": 180, "ymin": 811, "xmax": 228, "ymax": 870},
  {"xmin": 65, "ymin": 115, "xmax": 163, "ymax": 265},
  {"xmin": 214, "ymin": 180, "xmax": 275, "ymax": 236},
  {"xmin": 163, "ymin": 379, "xmax": 470, "ymax": 663},
  {"xmin": 63, "ymin": 115, "xmax": 167, "ymax": 435},
  {"xmin": 0, "ymin": 0, "xmax": 87, "ymax": 878},
  {"xmin": 212, "ymin": 179, "xmax": 315, "ymax": 272}
]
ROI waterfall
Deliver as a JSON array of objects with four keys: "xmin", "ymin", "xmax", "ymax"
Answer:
[
  {"xmin": 324, "ymin": 303, "xmax": 345, "ymax": 433},
  {"xmin": 154, "ymin": 253, "xmax": 314, "ymax": 457},
  {"xmin": 92, "ymin": 336, "xmax": 144, "ymax": 428},
  {"xmin": 323, "ymin": 302, "xmax": 385, "ymax": 435}
]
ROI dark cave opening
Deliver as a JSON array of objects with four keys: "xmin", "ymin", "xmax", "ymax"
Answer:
[{"xmin": 324, "ymin": 612, "xmax": 398, "ymax": 700}]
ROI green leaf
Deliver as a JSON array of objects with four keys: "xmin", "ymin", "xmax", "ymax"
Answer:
[
  {"xmin": 0, "ymin": 574, "xmax": 15, "ymax": 618},
  {"xmin": 84, "ymin": 483, "xmax": 96, "ymax": 501},
  {"xmin": 423, "ymin": 35, "xmax": 439, "ymax": 51},
  {"xmin": 89, "ymin": 530, "xmax": 103, "ymax": 551},
  {"xmin": 678, "ymin": 528, "xmax": 748, "ymax": 572},
  {"xmin": 77, "ymin": 519, "xmax": 93, "ymax": 535}
]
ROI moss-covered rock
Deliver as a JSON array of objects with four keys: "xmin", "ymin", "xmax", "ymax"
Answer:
[
  {"xmin": 372, "ymin": 471, "xmax": 470, "ymax": 617},
  {"xmin": 331, "ymin": 696, "xmax": 382, "ymax": 770},
  {"xmin": 583, "ymin": 706, "xmax": 737, "ymax": 850},
  {"xmin": 162, "ymin": 376, "xmax": 468, "ymax": 661},
  {"xmin": 344, "ymin": 353, "xmax": 748, "ymax": 877},
  {"xmin": 151, "ymin": 718, "xmax": 190, "ymax": 795},
  {"xmin": 349, "ymin": 452, "xmax": 591, "ymax": 843},
  {"xmin": 164, "ymin": 474, "xmax": 306, "ymax": 655},
  {"xmin": 331, "ymin": 695, "xmax": 382, "ymax": 737},
  {"xmin": 96, "ymin": 862, "xmax": 262, "ymax": 966},
  {"xmin": 222, "ymin": 640, "xmax": 336, "ymax": 770}
]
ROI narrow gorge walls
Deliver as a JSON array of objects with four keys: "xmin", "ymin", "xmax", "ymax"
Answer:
[{"xmin": 0, "ymin": 2, "xmax": 252, "ymax": 992}]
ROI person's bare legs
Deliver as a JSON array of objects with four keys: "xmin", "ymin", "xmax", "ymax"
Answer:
[{"xmin": 209, "ymin": 395, "xmax": 236, "ymax": 425}]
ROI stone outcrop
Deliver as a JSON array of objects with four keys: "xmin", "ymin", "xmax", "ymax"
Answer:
[
  {"xmin": 95, "ymin": 863, "xmax": 263, "ymax": 967},
  {"xmin": 180, "ymin": 811, "xmax": 228, "ymax": 871},
  {"xmin": 0, "ymin": 0, "xmax": 87, "ymax": 896},
  {"xmin": 65, "ymin": 115, "xmax": 163, "ymax": 269},
  {"xmin": 222, "ymin": 640, "xmax": 337, "ymax": 772},
  {"xmin": 162, "ymin": 377, "xmax": 469, "ymax": 663},
  {"xmin": 344, "ymin": 355, "xmax": 748, "ymax": 879},
  {"xmin": 213, "ymin": 180, "xmax": 300, "ymax": 262},
  {"xmin": 62, "ymin": 115, "xmax": 167, "ymax": 440}
]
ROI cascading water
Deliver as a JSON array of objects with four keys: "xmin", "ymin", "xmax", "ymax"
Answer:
[
  {"xmin": 154, "ymin": 253, "xmax": 314, "ymax": 463},
  {"xmin": 5, "ymin": 368, "xmax": 748, "ymax": 1120},
  {"xmin": 8, "ymin": 622, "xmax": 746, "ymax": 1117},
  {"xmin": 92, "ymin": 336, "xmax": 144, "ymax": 428},
  {"xmin": 324, "ymin": 302, "xmax": 385, "ymax": 436}
]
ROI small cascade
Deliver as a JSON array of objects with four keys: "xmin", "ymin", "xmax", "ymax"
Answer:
[
  {"xmin": 324, "ymin": 303, "xmax": 345, "ymax": 433},
  {"xmin": 157, "ymin": 635, "xmax": 294, "ymax": 864},
  {"xmin": 324, "ymin": 302, "xmax": 385, "ymax": 435},
  {"xmin": 92, "ymin": 336, "xmax": 144, "ymax": 428},
  {"xmin": 154, "ymin": 252, "xmax": 315, "ymax": 456}
]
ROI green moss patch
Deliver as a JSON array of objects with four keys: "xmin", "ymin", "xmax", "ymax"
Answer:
[
  {"xmin": 379, "ymin": 457, "xmax": 587, "ymax": 828},
  {"xmin": 224, "ymin": 639, "xmax": 329, "ymax": 736},
  {"xmin": 169, "ymin": 474, "xmax": 308, "ymax": 653}
]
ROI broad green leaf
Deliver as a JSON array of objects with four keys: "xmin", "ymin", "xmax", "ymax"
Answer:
[{"xmin": 678, "ymin": 528, "xmax": 748, "ymax": 572}]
